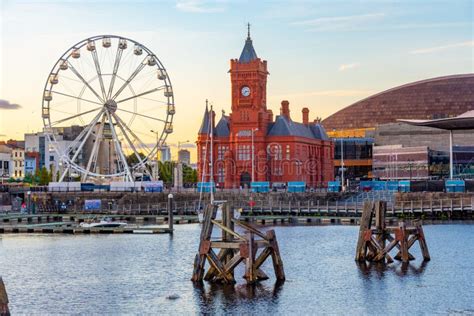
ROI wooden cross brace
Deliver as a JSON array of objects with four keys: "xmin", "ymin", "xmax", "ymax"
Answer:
[
  {"xmin": 191, "ymin": 203, "xmax": 285, "ymax": 284},
  {"xmin": 355, "ymin": 201, "xmax": 430, "ymax": 264}
]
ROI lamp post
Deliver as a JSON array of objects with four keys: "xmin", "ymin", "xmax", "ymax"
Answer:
[
  {"xmin": 251, "ymin": 128, "xmax": 258, "ymax": 184},
  {"xmin": 449, "ymin": 130, "xmax": 454, "ymax": 179},
  {"xmin": 332, "ymin": 129, "xmax": 344, "ymax": 192},
  {"xmin": 150, "ymin": 130, "xmax": 160, "ymax": 180},
  {"xmin": 340, "ymin": 137, "xmax": 344, "ymax": 192}
]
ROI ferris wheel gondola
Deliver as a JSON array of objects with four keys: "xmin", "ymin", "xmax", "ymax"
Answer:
[{"xmin": 41, "ymin": 35, "xmax": 174, "ymax": 183}]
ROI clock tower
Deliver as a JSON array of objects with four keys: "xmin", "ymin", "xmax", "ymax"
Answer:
[{"xmin": 229, "ymin": 24, "xmax": 271, "ymax": 132}]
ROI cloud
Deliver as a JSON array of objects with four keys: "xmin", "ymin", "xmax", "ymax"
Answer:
[
  {"xmin": 339, "ymin": 63, "xmax": 360, "ymax": 72},
  {"xmin": 391, "ymin": 22, "xmax": 471, "ymax": 30},
  {"xmin": 271, "ymin": 89, "xmax": 375, "ymax": 99},
  {"xmin": 0, "ymin": 99, "xmax": 21, "ymax": 110},
  {"xmin": 410, "ymin": 41, "xmax": 474, "ymax": 54},
  {"xmin": 176, "ymin": 0, "xmax": 225, "ymax": 13},
  {"xmin": 292, "ymin": 13, "xmax": 385, "ymax": 31}
]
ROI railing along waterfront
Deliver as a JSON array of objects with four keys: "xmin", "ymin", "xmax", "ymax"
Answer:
[{"xmin": 24, "ymin": 197, "xmax": 474, "ymax": 217}]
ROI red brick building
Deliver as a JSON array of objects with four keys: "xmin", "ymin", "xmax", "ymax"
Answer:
[{"xmin": 197, "ymin": 29, "xmax": 334, "ymax": 189}]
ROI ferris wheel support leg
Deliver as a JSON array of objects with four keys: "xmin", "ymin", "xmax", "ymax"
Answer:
[
  {"xmin": 82, "ymin": 114, "xmax": 106, "ymax": 182},
  {"xmin": 63, "ymin": 109, "xmax": 105, "ymax": 160},
  {"xmin": 59, "ymin": 164, "xmax": 69, "ymax": 183},
  {"xmin": 112, "ymin": 113, "xmax": 148, "ymax": 169},
  {"xmin": 105, "ymin": 110, "xmax": 134, "ymax": 183}
]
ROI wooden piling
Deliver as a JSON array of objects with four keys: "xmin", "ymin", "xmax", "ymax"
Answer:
[
  {"xmin": 355, "ymin": 200, "xmax": 430, "ymax": 265},
  {"xmin": 192, "ymin": 201, "xmax": 285, "ymax": 285},
  {"xmin": 355, "ymin": 201, "xmax": 374, "ymax": 261},
  {"xmin": 167, "ymin": 194, "xmax": 174, "ymax": 233},
  {"xmin": 0, "ymin": 277, "xmax": 10, "ymax": 316}
]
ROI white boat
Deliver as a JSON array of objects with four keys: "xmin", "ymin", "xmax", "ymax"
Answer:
[{"xmin": 79, "ymin": 218, "xmax": 127, "ymax": 228}]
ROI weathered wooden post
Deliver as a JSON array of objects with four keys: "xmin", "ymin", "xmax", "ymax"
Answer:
[
  {"xmin": 356, "ymin": 200, "xmax": 431, "ymax": 265},
  {"xmin": 355, "ymin": 201, "xmax": 374, "ymax": 261},
  {"xmin": 192, "ymin": 201, "xmax": 285, "ymax": 284},
  {"xmin": 0, "ymin": 277, "xmax": 10, "ymax": 316},
  {"xmin": 167, "ymin": 193, "xmax": 174, "ymax": 233}
]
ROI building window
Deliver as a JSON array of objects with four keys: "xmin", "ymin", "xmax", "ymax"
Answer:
[
  {"xmin": 286, "ymin": 145, "xmax": 290, "ymax": 160},
  {"xmin": 267, "ymin": 144, "xmax": 282, "ymax": 160},
  {"xmin": 19, "ymin": 171, "xmax": 22, "ymax": 177},
  {"xmin": 14, "ymin": 171, "xmax": 17, "ymax": 177},
  {"xmin": 217, "ymin": 145, "xmax": 229, "ymax": 160},
  {"xmin": 50, "ymin": 155, "xmax": 55, "ymax": 162},
  {"xmin": 273, "ymin": 164, "xmax": 283, "ymax": 176},
  {"xmin": 217, "ymin": 168, "xmax": 225, "ymax": 183},
  {"xmin": 237, "ymin": 145, "xmax": 251, "ymax": 161},
  {"xmin": 15, "ymin": 152, "xmax": 18, "ymax": 158},
  {"xmin": 201, "ymin": 146, "xmax": 207, "ymax": 162}
]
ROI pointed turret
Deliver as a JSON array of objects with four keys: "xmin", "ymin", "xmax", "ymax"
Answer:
[
  {"xmin": 239, "ymin": 23, "xmax": 258, "ymax": 63},
  {"xmin": 198, "ymin": 100, "xmax": 211, "ymax": 134}
]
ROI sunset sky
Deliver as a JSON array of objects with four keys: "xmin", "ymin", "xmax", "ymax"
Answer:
[{"xmin": 0, "ymin": 0, "xmax": 473, "ymax": 161}]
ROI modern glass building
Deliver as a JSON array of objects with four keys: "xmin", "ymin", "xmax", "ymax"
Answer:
[{"xmin": 333, "ymin": 137, "xmax": 373, "ymax": 180}]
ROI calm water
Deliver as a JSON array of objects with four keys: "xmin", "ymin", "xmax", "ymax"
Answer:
[{"xmin": 0, "ymin": 224, "xmax": 473, "ymax": 315}]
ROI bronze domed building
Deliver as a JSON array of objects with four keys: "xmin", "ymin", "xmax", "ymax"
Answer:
[{"xmin": 323, "ymin": 74, "xmax": 474, "ymax": 134}]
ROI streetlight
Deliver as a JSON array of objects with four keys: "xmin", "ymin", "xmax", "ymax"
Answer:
[
  {"xmin": 332, "ymin": 129, "xmax": 344, "ymax": 192},
  {"xmin": 251, "ymin": 128, "xmax": 258, "ymax": 184},
  {"xmin": 150, "ymin": 130, "xmax": 160, "ymax": 180},
  {"xmin": 340, "ymin": 137, "xmax": 344, "ymax": 191}
]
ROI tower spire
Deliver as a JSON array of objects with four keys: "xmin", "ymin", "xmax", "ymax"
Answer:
[{"xmin": 239, "ymin": 22, "xmax": 257, "ymax": 63}]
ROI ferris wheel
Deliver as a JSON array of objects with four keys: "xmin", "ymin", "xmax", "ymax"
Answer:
[{"xmin": 41, "ymin": 35, "xmax": 174, "ymax": 183}]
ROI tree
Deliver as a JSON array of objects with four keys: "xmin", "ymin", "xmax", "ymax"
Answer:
[
  {"xmin": 158, "ymin": 161, "xmax": 174, "ymax": 184},
  {"xmin": 23, "ymin": 173, "xmax": 33, "ymax": 184},
  {"xmin": 126, "ymin": 152, "xmax": 146, "ymax": 166},
  {"xmin": 183, "ymin": 164, "xmax": 198, "ymax": 184},
  {"xmin": 39, "ymin": 166, "xmax": 50, "ymax": 185}
]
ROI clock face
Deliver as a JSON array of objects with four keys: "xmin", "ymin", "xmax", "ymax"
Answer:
[{"xmin": 241, "ymin": 86, "xmax": 251, "ymax": 97}]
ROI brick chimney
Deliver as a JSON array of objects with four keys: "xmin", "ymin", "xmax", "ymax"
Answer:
[
  {"xmin": 280, "ymin": 100, "xmax": 290, "ymax": 119},
  {"xmin": 267, "ymin": 109, "xmax": 273, "ymax": 122},
  {"xmin": 302, "ymin": 107, "xmax": 309, "ymax": 125}
]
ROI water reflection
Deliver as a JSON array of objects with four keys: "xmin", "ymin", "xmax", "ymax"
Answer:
[
  {"xmin": 356, "ymin": 260, "xmax": 429, "ymax": 278},
  {"xmin": 193, "ymin": 281, "xmax": 284, "ymax": 313}
]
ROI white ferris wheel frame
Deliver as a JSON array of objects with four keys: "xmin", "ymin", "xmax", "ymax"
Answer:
[{"xmin": 41, "ymin": 35, "xmax": 175, "ymax": 182}]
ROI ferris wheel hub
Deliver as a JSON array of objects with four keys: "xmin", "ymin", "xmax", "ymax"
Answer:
[
  {"xmin": 42, "ymin": 35, "xmax": 175, "ymax": 183},
  {"xmin": 105, "ymin": 99, "xmax": 117, "ymax": 113}
]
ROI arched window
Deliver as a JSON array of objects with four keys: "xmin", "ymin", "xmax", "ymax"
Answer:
[{"xmin": 267, "ymin": 143, "xmax": 282, "ymax": 160}]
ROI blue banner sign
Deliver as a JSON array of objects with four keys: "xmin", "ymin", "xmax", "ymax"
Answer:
[
  {"xmin": 84, "ymin": 199, "xmax": 101, "ymax": 211},
  {"xmin": 251, "ymin": 182, "xmax": 270, "ymax": 193},
  {"xmin": 288, "ymin": 181, "xmax": 306, "ymax": 193},
  {"xmin": 198, "ymin": 182, "xmax": 216, "ymax": 193}
]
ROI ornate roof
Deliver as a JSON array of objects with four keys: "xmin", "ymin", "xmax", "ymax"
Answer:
[
  {"xmin": 215, "ymin": 114, "xmax": 230, "ymax": 137},
  {"xmin": 267, "ymin": 115, "xmax": 329, "ymax": 140},
  {"xmin": 198, "ymin": 103, "xmax": 211, "ymax": 135},
  {"xmin": 239, "ymin": 25, "xmax": 258, "ymax": 63}
]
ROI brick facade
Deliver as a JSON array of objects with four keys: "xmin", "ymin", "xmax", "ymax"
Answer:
[{"xmin": 197, "ymin": 31, "xmax": 334, "ymax": 189}]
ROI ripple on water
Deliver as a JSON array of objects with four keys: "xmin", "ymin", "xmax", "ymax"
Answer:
[{"xmin": 0, "ymin": 224, "xmax": 473, "ymax": 314}]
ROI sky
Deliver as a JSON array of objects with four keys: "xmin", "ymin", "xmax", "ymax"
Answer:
[{"xmin": 0, "ymin": 0, "xmax": 473, "ymax": 162}]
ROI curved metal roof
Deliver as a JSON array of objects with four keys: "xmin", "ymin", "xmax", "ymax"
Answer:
[
  {"xmin": 399, "ymin": 110, "xmax": 474, "ymax": 130},
  {"xmin": 322, "ymin": 73, "xmax": 474, "ymax": 130}
]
